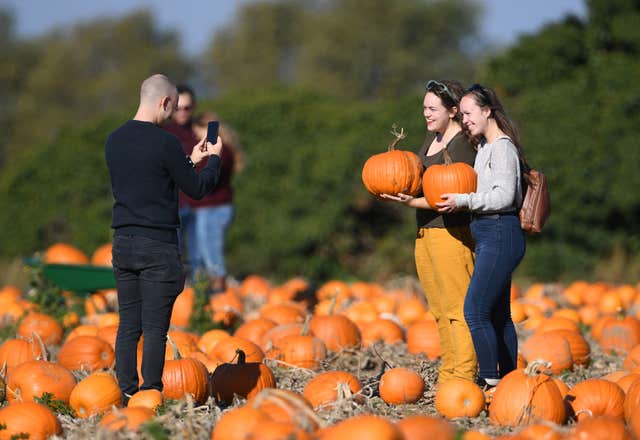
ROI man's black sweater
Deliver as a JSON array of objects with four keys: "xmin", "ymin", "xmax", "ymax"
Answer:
[{"xmin": 105, "ymin": 120, "xmax": 220, "ymax": 243}]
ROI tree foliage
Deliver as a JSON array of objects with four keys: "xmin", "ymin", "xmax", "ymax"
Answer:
[
  {"xmin": 206, "ymin": 0, "xmax": 480, "ymax": 98},
  {"xmin": 3, "ymin": 10, "xmax": 191, "ymax": 162}
]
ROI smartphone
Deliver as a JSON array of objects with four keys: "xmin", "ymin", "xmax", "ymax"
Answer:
[{"xmin": 206, "ymin": 121, "xmax": 219, "ymax": 144}]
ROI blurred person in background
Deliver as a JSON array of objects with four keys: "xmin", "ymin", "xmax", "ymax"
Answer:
[
  {"xmin": 437, "ymin": 83, "xmax": 526, "ymax": 388},
  {"xmin": 106, "ymin": 74, "xmax": 222, "ymax": 403},
  {"xmin": 189, "ymin": 111, "xmax": 244, "ymax": 293},
  {"xmin": 381, "ymin": 80, "xmax": 477, "ymax": 384},
  {"xmin": 164, "ymin": 85, "xmax": 243, "ymax": 293}
]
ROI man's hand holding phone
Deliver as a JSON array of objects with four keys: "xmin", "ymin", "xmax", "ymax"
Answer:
[{"xmin": 190, "ymin": 124, "xmax": 222, "ymax": 166}]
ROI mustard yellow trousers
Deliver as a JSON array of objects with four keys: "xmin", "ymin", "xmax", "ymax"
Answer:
[{"xmin": 414, "ymin": 226, "xmax": 476, "ymax": 383}]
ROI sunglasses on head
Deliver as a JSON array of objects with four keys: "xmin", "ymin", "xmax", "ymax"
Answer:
[
  {"xmin": 425, "ymin": 80, "xmax": 455, "ymax": 101},
  {"xmin": 466, "ymin": 83, "xmax": 491, "ymax": 101}
]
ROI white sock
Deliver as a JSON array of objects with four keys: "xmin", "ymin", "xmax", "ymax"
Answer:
[{"xmin": 484, "ymin": 378, "xmax": 500, "ymax": 386}]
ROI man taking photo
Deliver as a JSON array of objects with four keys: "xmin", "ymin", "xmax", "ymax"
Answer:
[{"xmin": 105, "ymin": 73, "xmax": 222, "ymax": 404}]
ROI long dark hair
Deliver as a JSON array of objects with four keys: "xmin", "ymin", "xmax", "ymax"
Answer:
[{"xmin": 463, "ymin": 84, "xmax": 528, "ymax": 167}]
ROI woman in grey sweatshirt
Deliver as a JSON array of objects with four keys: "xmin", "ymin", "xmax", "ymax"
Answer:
[{"xmin": 437, "ymin": 84, "xmax": 526, "ymax": 388}]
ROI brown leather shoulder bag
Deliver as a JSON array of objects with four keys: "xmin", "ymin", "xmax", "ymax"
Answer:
[{"xmin": 519, "ymin": 163, "xmax": 551, "ymax": 234}]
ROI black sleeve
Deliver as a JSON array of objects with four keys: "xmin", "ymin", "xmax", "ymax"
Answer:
[{"xmin": 164, "ymin": 138, "xmax": 221, "ymax": 199}]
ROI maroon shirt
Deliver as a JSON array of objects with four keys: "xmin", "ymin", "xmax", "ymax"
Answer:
[{"xmin": 163, "ymin": 121, "xmax": 234, "ymax": 208}]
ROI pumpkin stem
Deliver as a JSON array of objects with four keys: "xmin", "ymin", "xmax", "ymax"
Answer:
[
  {"xmin": 32, "ymin": 331, "xmax": 49, "ymax": 362},
  {"xmin": 371, "ymin": 344, "xmax": 394, "ymax": 371},
  {"xmin": 335, "ymin": 382, "xmax": 353, "ymax": 401},
  {"xmin": 235, "ymin": 349, "xmax": 246, "ymax": 365},
  {"xmin": 442, "ymin": 147, "xmax": 453, "ymax": 165},
  {"xmin": 524, "ymin": 359, "xmax": 552, "ymax": 376},
  {"xmin": 328, "ymin": 292, "xmax": 338, "ymax": 316},
  {"xmin": 166, "ymin": 335, "xmax": 182, "ymax": 360},
  {"xmin": 301, "ymin": 315, "xmax": 311, "ymax": 336},
  {"xmin": 0, "ymin": 363, "xmax": 6, "ymax": 402},
  {"xmin": 387, "ymin": 124, "xmax": 407, "ymax": 151}
]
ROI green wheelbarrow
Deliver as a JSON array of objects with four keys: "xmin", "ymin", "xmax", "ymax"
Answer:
[{"xmin": 24, "ymin": 256, "xmax": 116, "ymax": 294}]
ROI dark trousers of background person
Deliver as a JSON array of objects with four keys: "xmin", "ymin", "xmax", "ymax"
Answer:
[
  {"xmin": 463, "ymin": 213, "xmax": 525, "ymax": 381},
  {"xmin": 112, "ymin": 233, "xmax": 185, "ymax": 403}
]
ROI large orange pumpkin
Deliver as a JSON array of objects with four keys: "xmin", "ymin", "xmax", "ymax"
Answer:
[
  {"xmin": 57, "ymin": 335, "xmax": 115, "ymax": 372},
  {"xmin": 489, "ymin": 361, "xmax": 566, "ymax": 426},
  {"xmin": 90, "ymin": 243, "xmax": 113, "ymax": 266},
  {"xmin": 406, "ymin": 319, "xmax": 441, "ymax": 359},
  {"xmin": 210, "ymin": 405, "xmax": 271, "ymax": 440},
  {"xmin": 247, "ymin": 388, "xmax": 319, "ymax": 431},
  {"xmin": 17, "ymin": 312, "xmax": 63, "ymax": 346},
  {"xmin": 162, "ymin": 339, "xmax": 209, "ymax": 404},
  {"xmin": 308, "ymin": 314, "xmax": 361, "ymax": 352},
  {"xmin": 396, "ymin": 415, "xmax": 457, "ymax": 440},
  {"xmin": 234, "ymin": 318, "xmax": 276, "ymax": 346},
  {"xmin": 303, "ymin": 371, "xmax": 362, "ymax": 409},
  {"xmin": 599, "ymin": 316, "xmax": 640, "ymax": 355},
  {"xmin": 170, "ymin": 286, "xmax": 195, "ymax": 328},
  {"xmin": 361, "ymin": 127, "xmax": 423, "ymax": 197},
  {"xmin": 127, "ymin": 389, "xmax": 163, "ymax": 411},
  {"xmin": 520, "ymin": 332, "xmax": 573, "ymax": 374},
  {"xmin": 564, "ymin": 415, "xmax": 631, "ymax": 440},
  {"xmin": 565, "ymin": 378, "xmax": 625, "ymax": 422},
  {"xmin": 0, "ymin": 336, "xmax": 45, "ymax": 374},
  {"xmin": 0, "ymin": 401, "xmax": 61, "ymax": 439},
  {"xmin": 318, "ymin": 414, "xmax": 403, "ymax": 440},
  {"xmin": 44, "ymin": 242, "xmax": 89, "ymax": 265},
  {"xmin": 625, "ymin": 379, "xmax": 640, "ymax": 423},
  {"xmin": 542, "ymin": 329, "xmax": 591, "ymax": 367},
  {"xmin": 7, "ymin": 360, "xmax": 76, "ymax": 403},
  {"xmin": 421, "ymin": 148, "xmax": 477, "ymax": 208},
  {"xmin": 69, "ymin": 371, "xmax": 122, "ymax": 418},
  {"xmin": 273, "ymin": 332, "xmax": 327, "ymax": 369},
  {"xmin": 360, "ymin": 318, "xmax": 404, "ymax": 347}
]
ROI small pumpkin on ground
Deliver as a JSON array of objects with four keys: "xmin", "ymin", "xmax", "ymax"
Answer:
[
  {"xmin": 434, "ymin": 378, "xmax": 485, "ymax": 418},
  {"xmin": 379, "ymin": 367, "xmax": 425, "ymax": 405}
]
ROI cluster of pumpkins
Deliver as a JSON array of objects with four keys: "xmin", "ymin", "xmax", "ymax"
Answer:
[{"xmin": 2, "ymin": 241, "xmax": 640, "ymax": 438}]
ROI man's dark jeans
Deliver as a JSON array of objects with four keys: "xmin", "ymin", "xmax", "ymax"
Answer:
[
  {"xmin": 463, "ymin": 214, "xmax": 525, "ymax": 381},
  {"xmin": 112, "ymin": 234, "xmax": 185, "ymax": 401}
]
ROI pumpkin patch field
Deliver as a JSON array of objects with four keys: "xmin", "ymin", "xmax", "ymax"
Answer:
[{"xmin": 1, "ymin": 244, "xmax": 640, "ymax": 439}]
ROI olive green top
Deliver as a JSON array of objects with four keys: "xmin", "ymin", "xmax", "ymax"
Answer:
[{"xmin": 416, "ymin": 131, "xmax": 477, "ymax": 229}]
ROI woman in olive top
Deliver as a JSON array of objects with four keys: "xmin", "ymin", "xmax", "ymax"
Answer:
[{"xmin": 381, "ymin": 79, "xmax": 477, "ymax": 383}]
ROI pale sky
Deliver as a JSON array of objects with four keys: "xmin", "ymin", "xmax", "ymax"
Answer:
[{"xmin": 1, "ymin": 0, "xmax": 587, "ymax": 55}]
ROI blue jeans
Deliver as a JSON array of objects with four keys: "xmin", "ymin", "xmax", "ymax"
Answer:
[
  {"xmin": 464, "ymin": 213, "xmax": 525, "ymax": 380},
  {"xmin": 179, "ymin": 204, "xmax": 234, "ymax": 278},
  {"xmin": 112, "ymin": 234, "xmax": 185, "ymax": 402}
]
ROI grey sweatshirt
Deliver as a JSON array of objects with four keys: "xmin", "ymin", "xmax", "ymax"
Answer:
[{"xmin": 454, "ymin": 136, "xmax": 522, "ymax": 213}]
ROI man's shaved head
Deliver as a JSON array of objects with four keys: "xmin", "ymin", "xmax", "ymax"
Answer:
[{"xmin": 140, "ymin": 74, "xmax": 177, "ymax": 106}]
